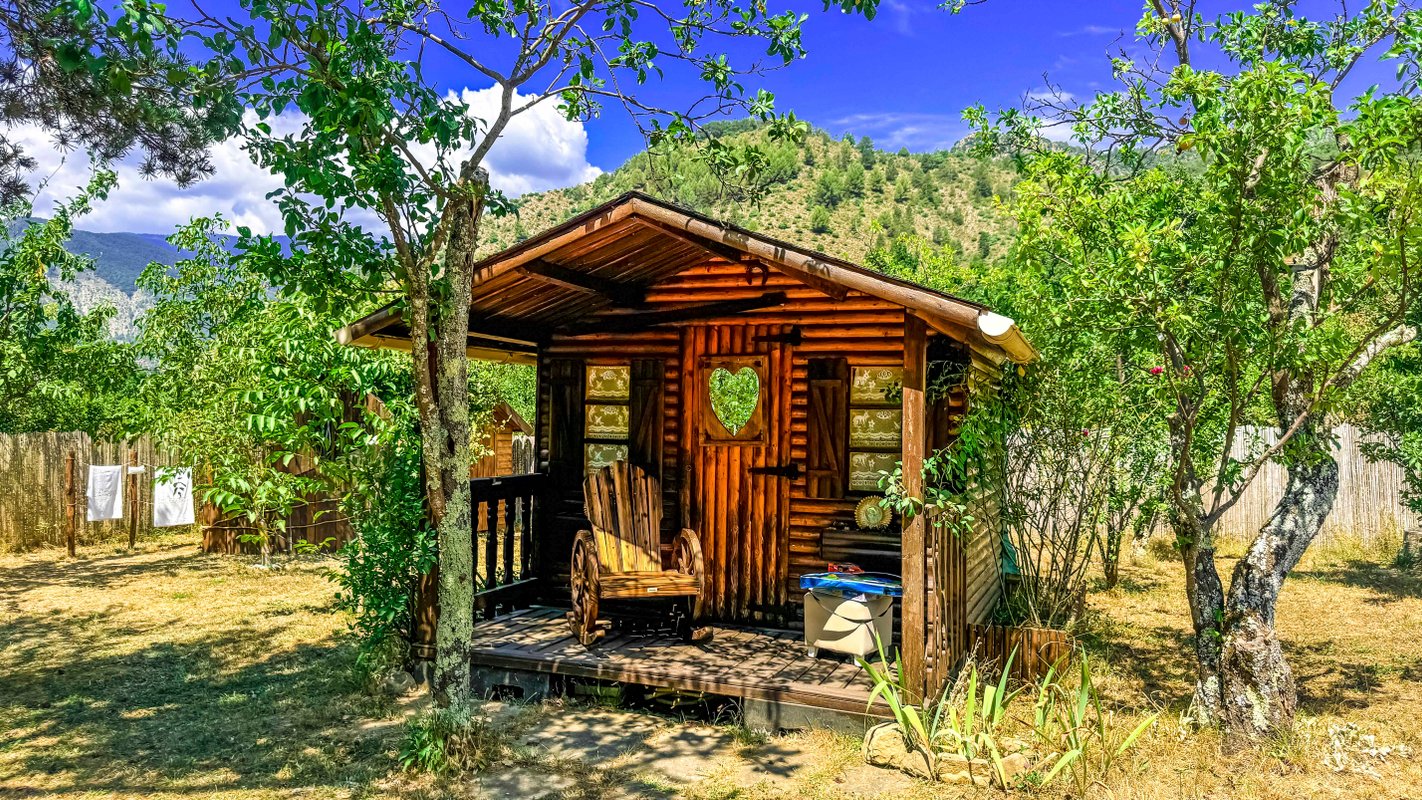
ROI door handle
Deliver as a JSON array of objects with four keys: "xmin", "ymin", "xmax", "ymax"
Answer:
[{"xmin": 748, "ymin": 463, "xmax": 801, "ymax": 479}]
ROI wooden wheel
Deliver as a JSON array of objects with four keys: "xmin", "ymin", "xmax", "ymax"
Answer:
[
  {"xmin": 568, "ymin": 530, "xmax": 603, "ymax": 646},
  {"xmin": 673, "ymin": 529, "xmax": 711, "ymax": 643}
]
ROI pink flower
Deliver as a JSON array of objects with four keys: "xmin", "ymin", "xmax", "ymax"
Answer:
[{"xmin": 1150, "ymin": 366, "xmax": 1165, "ymax": 376}]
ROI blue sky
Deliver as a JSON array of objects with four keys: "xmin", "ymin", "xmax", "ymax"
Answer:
[{"xmin": 12, "ymin": 0, "xmax": 1401, "ymax": 234}]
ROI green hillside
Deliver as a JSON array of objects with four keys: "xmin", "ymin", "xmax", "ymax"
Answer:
[{"xmin": 481, "ymin": 124, "xmax": 1019, "ymax": 265}]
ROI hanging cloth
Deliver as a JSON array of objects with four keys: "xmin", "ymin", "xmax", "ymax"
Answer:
[
  {"xmin": 152, "ymin": 467, "xmax": 196, "ymax": 528},
  {"xmin": 86, "ymin": 465, "xmax": 125, "ymax": 522}
]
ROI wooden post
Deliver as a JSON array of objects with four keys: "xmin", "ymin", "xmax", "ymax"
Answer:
[
  {"xmin": 411, "ymin": 566, "xmax": 439, "ymax": 662},
  {"xmin": 900, "ymin": 315, "xmax": 928, "ymax": 701},
  {"xmin": 127, "ymin": 449, "xmax": 139, "ymax": 549},
  {"xmin": 64, "ymin": 451, "xmax": 77, "ymax": 558}
]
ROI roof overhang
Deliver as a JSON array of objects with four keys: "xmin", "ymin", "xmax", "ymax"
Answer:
[
  {"xmin": 333, "ymin": 192, "xmax": 1037, "ymax": 366},
  {"xmin": 334, "ymin": 305, "xmax": 539, "ymax": 366}
]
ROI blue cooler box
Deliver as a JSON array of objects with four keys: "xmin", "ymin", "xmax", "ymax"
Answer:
[{"xmin": 798, "ymin": 572, "xmax": 902, "ymax": 659}]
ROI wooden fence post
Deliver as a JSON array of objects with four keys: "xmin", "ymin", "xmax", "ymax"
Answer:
[
  {"xmin": 128, "ymin": 449, "xmax": 139, "ymax": 549},
  {"xmin": 900, "ymin": 315, "xmax": 928, "ymax": 701},
  {"xmin": 64, "ymin": 451, "xmax": 77, "ymax": 557}
]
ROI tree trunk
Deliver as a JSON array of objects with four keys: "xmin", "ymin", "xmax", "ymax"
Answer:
[
  {"xmin": 416, "ymin": 171, "xmax": 486, "ymax": 718},
  {"xmin": 1218, "ymin": 437, "xmax": 1338, "ymax": 742},
  {"xmin": 1175, "ymin": 507, "xmax": 1225, "ymax": 726},
  {"xmin": 1167, "ymin": 407, "xmax": 1226, "ymax": 725}
]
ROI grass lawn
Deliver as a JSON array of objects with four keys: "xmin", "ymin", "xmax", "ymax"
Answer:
[{"xmin": 1, "ymin": 533, "xmax": 1420, "ymax": 799}]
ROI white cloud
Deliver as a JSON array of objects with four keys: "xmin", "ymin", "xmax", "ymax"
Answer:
[
  {"xmin": 10, "ymin": 86, "xmax": 602, "ymax": 235},
  {"xmin": 453, "ymin": 87, "xmax": 603, "ymax": 197},
  {"xmin": 1058, "ymin": 24, "xmax": 1123, "ymax": 38},
  {"xmin": 10, "ymin": 117, "xmax": 289, "ymax": 235},
  {"xmin": 882, "ymin": 0, "xmax": 917, "ymax": 37},
  {"xmin": 831, "ymin": 112, "xmax": 971, "ymax": 152}
]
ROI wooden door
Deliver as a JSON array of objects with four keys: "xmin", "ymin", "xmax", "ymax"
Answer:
[{"xmin": 681, "ymin": 324, "xmax": 794, "ymax": 622}]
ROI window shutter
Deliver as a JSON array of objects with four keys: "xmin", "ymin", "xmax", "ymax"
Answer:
[
  {"xmin": 927, "ymin": 339, "xmax": 973, "ymax": 452},
  {"xmin": 628, "ymin": 359, "xmax": 664, "ymax": 479},
  {"xmin": 547, "ymin": 358, "xmax": 585, "ymax": 484},
  {"xmin": 806, "ymin": 357, "xmax": 848, "ymax": 498}
]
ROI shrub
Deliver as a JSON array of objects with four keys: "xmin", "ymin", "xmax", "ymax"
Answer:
[
  {"xmin": 912, "ymin": 168, "xmax": 940, "ymax": 206},
  {"xmin": 893, "ymin": 174, "xmax": 914, "ymax": 203},
  {"xmin": 1029, "ymin": 654, "xmax": 1158, "ymax": 793},
  {"xmin": 971, "ymin": 164, "xmax": 994, "ymax": 199},
  {"xmin": 977, "ymin": 230, "xmax": 994, "ymax": 260},
  {"xmin": 333, "ymin": 414, "xmax": 436, "ymax": 672},
  {"xmin": 861, "ymin": 641, "xmax": 1023, "ymax": 787},
  {"xmin": 866, "ymin": 168, "xmax": 883, "ymax": 194},
  {"xmin": 813, "ymin": 171, "xmax": 846, "ymax": 208},
  {"xmin": 399, "ymin": 708, "xmax": 505, "ymax": 774},
  {"xmin": 858, "ymin": 136, "xmax": 878, "ymax": 168},
  {"xmin": 844, "ymin": 162, "xmax": 866, "ymax": 198},
  {"xmin": 809, "ymin": 205, "xmax": 832, "ymax": 234}
]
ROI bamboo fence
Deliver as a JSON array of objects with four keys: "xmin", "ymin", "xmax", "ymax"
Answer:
[{"xmin": 3, "ymin": 425, "xmax": 1415, "ymax": 553}]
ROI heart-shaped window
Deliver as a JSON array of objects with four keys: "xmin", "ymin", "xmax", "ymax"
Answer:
[{"xmin": 709, "ymin": 366, "xmax": 761, "ymax": 436}]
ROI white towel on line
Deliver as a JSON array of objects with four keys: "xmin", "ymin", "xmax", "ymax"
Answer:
[
  {"xmin": 152, "ymin": 467, "xmax": 195, "ymax": 528},
  {"xmin": 86, "ymin": 465, "xmax": 125, "ymax": 522}
]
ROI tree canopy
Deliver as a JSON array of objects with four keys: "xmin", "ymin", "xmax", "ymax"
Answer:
[{"xmin": 0, "ymin": 172, "xmax": 140, "ymax": 436}]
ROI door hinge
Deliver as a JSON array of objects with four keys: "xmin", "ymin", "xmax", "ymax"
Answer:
[{"xmin": 748, "ymin": 463, "xmax": 802, "ymax": 479}]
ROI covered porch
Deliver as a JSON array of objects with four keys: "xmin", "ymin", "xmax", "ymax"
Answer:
[{"xmin": 468, "ymin": 607, "xmax": 880, "ymax": 726}]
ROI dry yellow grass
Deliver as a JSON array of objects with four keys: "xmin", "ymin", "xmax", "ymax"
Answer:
[
  {"xmin": 3, "ymin": 533, "xmax": 1420, "ymax": 799},
  {"xmin": 0, "ymin": 535, "xmax": 408, "ymax": 799}
]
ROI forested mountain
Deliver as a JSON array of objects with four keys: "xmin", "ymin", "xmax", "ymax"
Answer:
[
  {"xmin": 27, "ymin": 226, "xmax": 285, "ymax": 339},
  {"xmin": 481, "ymin": 124, "xmax": 1019, "ymax": 264}
]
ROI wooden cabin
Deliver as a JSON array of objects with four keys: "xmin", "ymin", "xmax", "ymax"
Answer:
[
  {"xmin": 336, "ymin": 192, "xmax": 1036, "ymax": 728},
  {"xmin": 470, "ymin": 402, "xmax": 534, "ymax": 480}
]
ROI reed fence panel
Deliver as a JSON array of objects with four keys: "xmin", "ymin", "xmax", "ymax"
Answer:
[
  {"xmin": 0, "ymin": 432, "xmax": 187, "ymax": 553},
  {"xmin": 1215, "ymin": 425, "xmax": 1418, "ymax": 543}
]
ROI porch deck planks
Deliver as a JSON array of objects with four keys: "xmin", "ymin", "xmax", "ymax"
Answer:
[{"xmin": 469, "ymin": 607, "xmax": 879, "ymax": 713}]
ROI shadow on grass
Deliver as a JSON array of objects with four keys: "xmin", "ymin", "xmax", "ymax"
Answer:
[
  {"xmin": 1294, "ymin": 559, "xmax": 1422, "ymax": 604},
  {"xmin": 0, "ymin": 621, "xmax": 400, "ymax": 797},
  {"xmin": 0, "ymin": 544, "xmax": 216, "ymax": 594},
  {"xmin": 1074, "ymin": 611, "xmax": 1198, "ymax": 707},
  {"xmin": 0, "ymin": 547, "xmax": 400, "ymax": 797}
]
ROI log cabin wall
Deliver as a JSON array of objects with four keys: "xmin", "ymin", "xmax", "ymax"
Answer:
[
  {"xmin": 534, "ymin": 257, "xmax": 934, "ymax": 621},
  {"xmin": 470, "ymin": 428, "xmax": 514, "ymax": 479}
]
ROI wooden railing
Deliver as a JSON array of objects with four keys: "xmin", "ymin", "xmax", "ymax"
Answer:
[{"xmin": 471, "ymin": 472, "xmax": 546, "ymax": 618}]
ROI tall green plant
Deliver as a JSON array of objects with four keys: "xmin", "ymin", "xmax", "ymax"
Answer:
[
  {"xmin": 1030, "ymin": 653, "xmax": 1158, "ymax": 794},
  {"xmin": 860, "ymin": 636, "xmax": 1022, "ymax": 787},
  {"xmin": 335, "ymin": 412, "xmax": 435, "ymax": 671},
  {"xmin": 136, "ymin": 217, "xmax": 405, "ymax": 564}
]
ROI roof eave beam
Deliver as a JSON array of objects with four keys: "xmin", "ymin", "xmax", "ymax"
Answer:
[
  {"xmin": 629, "ymin": 215, "xmax": 850, "ymax": 300},
  {"xmin": 516, "ymin": 259, "xmax": 646, "ymax": 307},
  {"xmin": 559, "ymin": 291, "xmax": 788, "ymax": 336}
]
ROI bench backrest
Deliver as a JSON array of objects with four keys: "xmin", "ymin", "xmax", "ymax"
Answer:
[{"xmin": 583, "ymin": 461, "xmax": 664, "ymax": 574}]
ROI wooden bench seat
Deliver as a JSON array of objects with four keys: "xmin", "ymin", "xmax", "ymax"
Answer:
[{"xmin": 568, "ymin": 461, "xmax": 708, "ymax": 645}]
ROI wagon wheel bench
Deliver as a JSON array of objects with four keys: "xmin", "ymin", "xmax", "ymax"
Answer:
[{"xmin": 569, "ymin": 460, "xmax": 711, "ymax": 646}]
